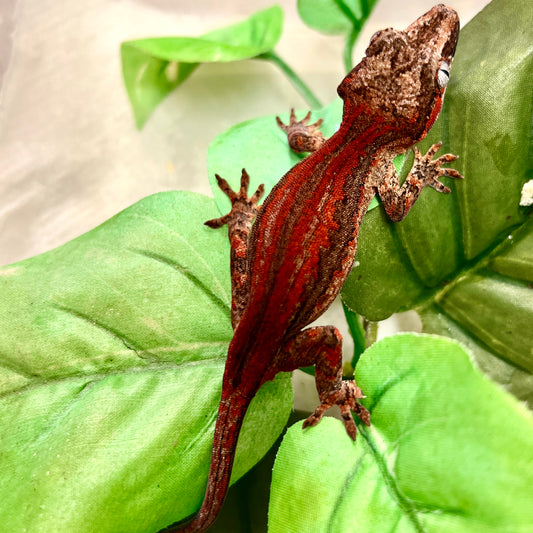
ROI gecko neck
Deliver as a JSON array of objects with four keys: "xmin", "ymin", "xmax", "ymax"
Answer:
[{"xmin": 332, "ymin": 101, "xmax": 401, "ymax": 157}]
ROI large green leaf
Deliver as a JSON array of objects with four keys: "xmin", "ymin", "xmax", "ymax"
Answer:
[
  {"xmin": 0, "ymin": 191, "xmax": 292, "ymax": 532},
  {"xmin": 341, "ymin": 0, "xmax": 533, "ymax": 403},
  {"xmin": 269, "ymin": 334, "xmax": 533, "ymax": 533},
  {"xmin": 121, "ymin": 6, "xmax": 283, "ymax": 128}
]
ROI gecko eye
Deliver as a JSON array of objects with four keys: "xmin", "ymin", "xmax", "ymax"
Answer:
[{"xmin": 437, "ymin": 61, "xmax": 450, "ymax": 88}]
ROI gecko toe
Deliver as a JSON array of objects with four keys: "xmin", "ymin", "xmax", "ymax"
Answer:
[
  {"xmin": 304, "ymin": 380, "xmax": 370, "ymax": 440},
  {"xmin": 444, "ymin": 168, "xmax": 464, "ymax": 179},
  {"xmin": 206, "ymin": 170, "xmax": 263, "ymax": 229}
]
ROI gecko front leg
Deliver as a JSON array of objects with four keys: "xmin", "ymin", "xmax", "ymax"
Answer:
[
  {"xmin": 274, "ymin": 326, "xmax": 370, "ymax": 440},
  {"xmin": 376, "ymin": 142, "xmax": 463, "ymax": 221},
  {"xmin": 205, "ymin": 169, "xmax": 264, "ymax": 328},
  {"xmin": 276, "ymin": 109, "xmax": 326, "ymax": 153}
]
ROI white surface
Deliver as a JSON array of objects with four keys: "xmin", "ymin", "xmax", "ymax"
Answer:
[{"xmin": 1, "ymin": 0, "xmax": 489, "ymax": 265}]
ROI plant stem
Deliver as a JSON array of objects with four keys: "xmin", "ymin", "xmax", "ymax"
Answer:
[
  {"xmin": 333, "ymin": 0, "xmax": 363, "ymax": 72},
  {"xmin": 363, "ymin": 319, "xmax": 378, "ymax": 347},
  {"xmin": 343, "ymin": 29, "xmax": 358, "ymax": 72},
  {"xmin": 342, "ymin": 301, "xmax": 366, "ymax": 369},
  {"xmin": 257, "ymin": 51, "xmax": 323, "ymax": 109}
]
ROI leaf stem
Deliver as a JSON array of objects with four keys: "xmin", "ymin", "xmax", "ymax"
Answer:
[
  {"xmin": 342, "ymin": 301, "xmax": 366, "ymax": 368},
  {"xmin": 257, "ymin": 51, "xmax": 323, "ymax": 109},
  {"xmin": 333, "ymin": 0, "xmax": 363, "ymax": 71},
  {"xmin": 363, "ymin": 319, "xmax": 378, "ymax": 348},
  {"xmin": 343, "ymin": 29, "xmax": 358, "ymax": 72}
]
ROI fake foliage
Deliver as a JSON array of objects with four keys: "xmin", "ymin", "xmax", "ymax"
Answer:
[{"xmin": 0, "ymin": 0, "xmax": 531, "ymax": 531}]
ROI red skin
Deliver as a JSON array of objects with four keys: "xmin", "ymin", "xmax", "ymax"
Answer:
[{"xmin": 172, "ymin": 5, "xmax": 462, "ymax": 532}]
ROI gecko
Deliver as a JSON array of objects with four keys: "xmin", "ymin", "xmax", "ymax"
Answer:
[{"xmin": 171, "ymin": 4, "xmax": 461, "ymax": 532}]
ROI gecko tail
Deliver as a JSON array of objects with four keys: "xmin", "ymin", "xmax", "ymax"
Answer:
[{"xmin": 172, "ymin": 393, "xmax": 251, "ymax": 533}]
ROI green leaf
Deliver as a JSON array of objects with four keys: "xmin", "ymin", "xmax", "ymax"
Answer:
[
  {"xmin": 297, "ymin": 0, "xmax": 377, "ymax": 36},
  {"xmin": 341, "ymin": 0, "xmax": 533, "ymax": 402},
  {"xmin": 269, "ymin": 334, "xmax": 533, "ymax": 533},
  {"xmin": 0, "ymin": 191, "xmax": 292, "ymax": 532},
  {"xmin": 298, "ymin": 0, "xmax": 378, "ymax": 70},
  {"xmin": 121, "ymin": 5, "xmax": 283, "ymax": 128}
]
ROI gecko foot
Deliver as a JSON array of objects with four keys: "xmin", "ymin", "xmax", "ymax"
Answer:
[
  {"xmin": 412, "ymin": 142, "xmax": 464, "ymax": 193},
  {"xmin": 276, "ymin": 108, "xmax": 325, "ymax": 153},
  {"xmin": 205, "ymin": 169, "xmax": 264, "ymax": 229},
  {"xmin": 303, "ymin": 380, "xmax": 371, "ymax": 441}
]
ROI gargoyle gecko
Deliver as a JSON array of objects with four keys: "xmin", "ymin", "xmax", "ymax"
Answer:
[{"xmin": 173, "ymin": 5, "xmax": 461, "ymax": 531}]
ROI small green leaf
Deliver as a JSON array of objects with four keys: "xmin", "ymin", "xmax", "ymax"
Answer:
[
  {"xmin": 0, "ymin": 191, "xmax": 292, "ymax": 532},
  {"xmin": 297, "ymin": 0, "xmax": 377, "ymax": 36},
  {"xmin": 121, "ymin": 6, "xmax": 283, "ymax": 128},
  {"xmin": 270, "ymin": 334, "xmax": 533, "ymax": 533},
  {"xmin": 298, "ymin": 0, "xmax": 377, "ymax": 70}
]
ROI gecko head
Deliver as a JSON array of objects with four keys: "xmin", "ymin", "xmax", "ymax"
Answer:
[{"xmin": 338, "ymin": 4, "xmax": 459, "ymax": 147}]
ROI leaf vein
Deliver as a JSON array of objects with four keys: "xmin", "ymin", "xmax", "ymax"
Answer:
[
  {"xmin": 130, "ymin": 247, "xmax": 230, "ymax": 316},
  {"xmin": 0, "ymin": 358, "xmax": 224, "ymax": 399},
  {"xmin": 131, "ymin": 213, "xmax": 230, "ymax": 305},
  {"xmin": 357, "ymin": 424, "xmax": 427, "ymax": 533},
  {"xmin": 52, "ymin": 304, "xmax": 156, "ymax": 361}
]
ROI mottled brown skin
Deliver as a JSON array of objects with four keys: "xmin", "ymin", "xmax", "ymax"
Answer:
[{"xmin": 170, "ymin": 5, "xmax": 462, "ymax": 532}]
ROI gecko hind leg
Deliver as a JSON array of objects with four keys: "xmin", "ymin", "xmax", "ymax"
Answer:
[
  {"xmin": 275, "ymin": 326, "xmax": 370, "ymax": 440},
  {"xmin": 205, "ymin": 169, "xmax": 264, "ymax": 329},
  {"xmin": 276, "ymin": 108, "xmax": 326, "ymax": 153}
]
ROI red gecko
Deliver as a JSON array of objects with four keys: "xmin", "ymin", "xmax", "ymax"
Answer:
[{"xmin": 172, "ymin": 5, "xmax": 461, "ymax": 532}]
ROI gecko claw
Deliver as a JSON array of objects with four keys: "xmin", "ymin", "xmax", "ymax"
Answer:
[
  {"xmin": 276, "ymin": 108, "xmax": 325, "ymax": 153},
  {"xmin": 205, "ymin": 169, "xmax": 264, "ymax": 228},
  {"xmin": 412, "ymin": 143, "xmax": 463, "ymax": 193},
  {"xmin": 442, "ymin": 168, "xmax": 464, "ymax": 179},
  {"xmin": 303, "ymin": 381, "xmax": 370, "ymax": 440},
  {"xmin": 214, "ymin": 174, "xmax": 237, "ymax": 200},
  {"xmin": 239, "ymin": 168, "xmax": 250, "ymax": 193},
  {"xmin": 204, "ymin": 214, "xmax": 229, "ymax": 229}
]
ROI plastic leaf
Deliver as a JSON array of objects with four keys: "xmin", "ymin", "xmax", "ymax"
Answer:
[
  {"xmin": 340, "ymin": 0, "xmax": 533, "ymax": 403},
  {"xmin": 0, "ymin": 191, "xmax": 292, "ymax": 532},
  {"xmin": 270, "ymin": 334, "xmax": 533, "ymax": 533},
  {"xmin": 121, "ymin": 6, "xmax": 283, "ymax": 128},
  {"xmin": 297, "ymin": 0, "xmax": 378, "ymax": 36}
]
